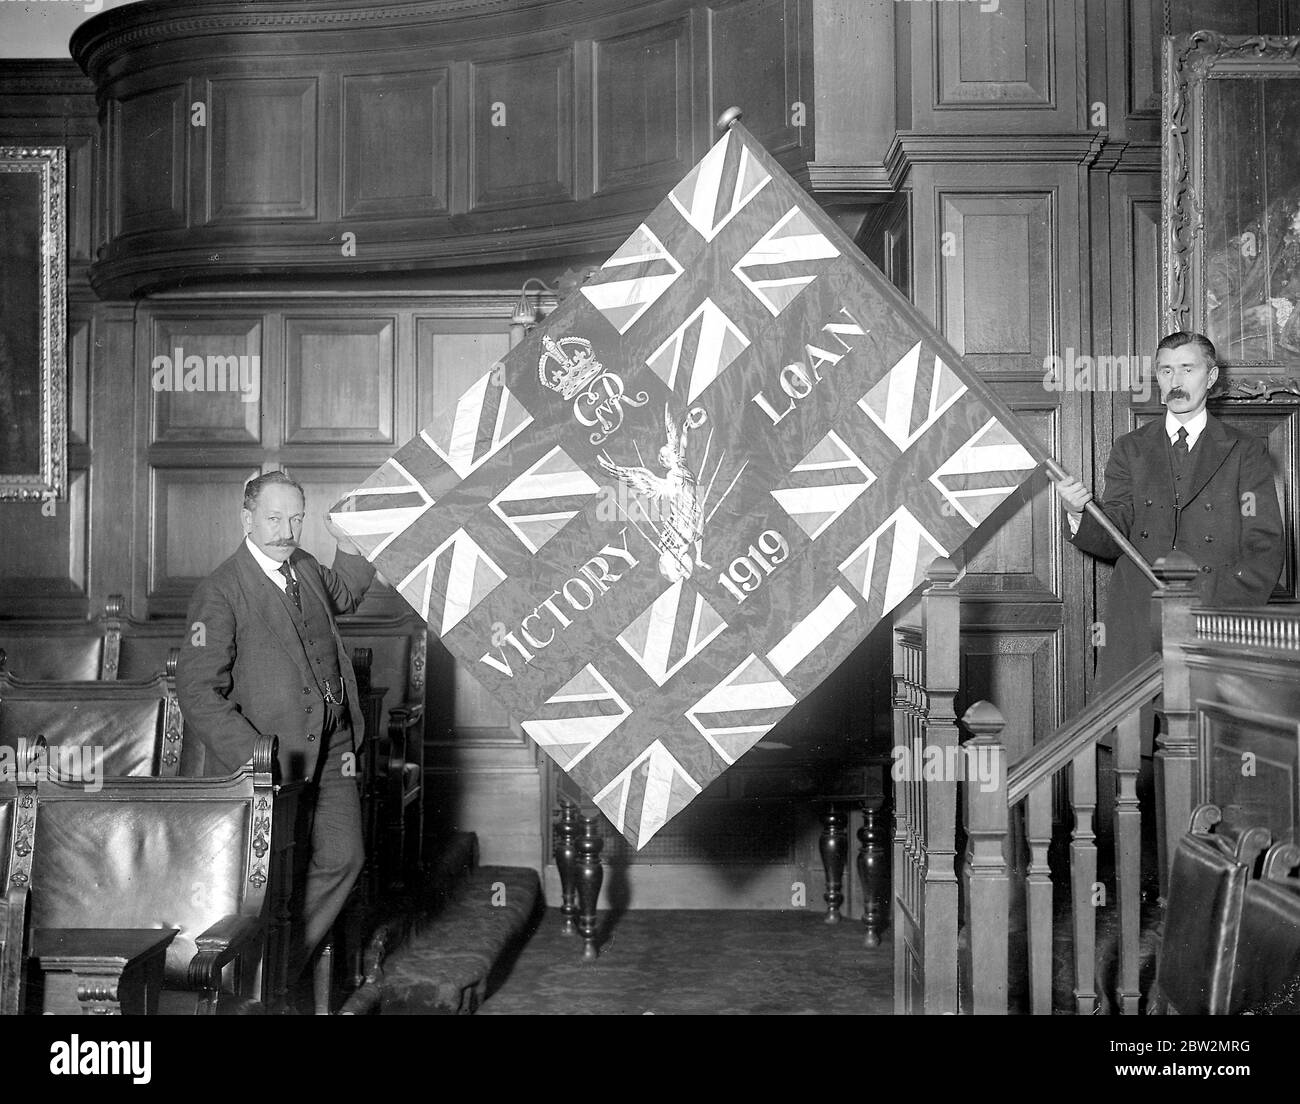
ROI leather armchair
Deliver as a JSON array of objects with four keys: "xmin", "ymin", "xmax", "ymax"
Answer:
[{"xmin": 15, "ymin": 735, "xmax": 299, "ymax": 1014}]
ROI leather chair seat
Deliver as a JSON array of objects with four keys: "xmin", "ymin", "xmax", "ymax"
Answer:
[{"xmin": 0, "ymin": 638, "xmax": 102, "ymax": 681}]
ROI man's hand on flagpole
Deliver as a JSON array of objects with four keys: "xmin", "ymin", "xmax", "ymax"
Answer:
[{"xmin": 1053, "ymin": 476, "xmax": 1092, "ymax": 516}]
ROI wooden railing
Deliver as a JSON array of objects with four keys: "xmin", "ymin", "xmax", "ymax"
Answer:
[{"xmin": 893, "ymin": 552, "xmax": 1215, "ymax": 1014}]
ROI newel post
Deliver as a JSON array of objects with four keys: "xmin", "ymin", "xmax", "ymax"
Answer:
[
  {"xmin": 961, "ymin": 701, "xmax": 1009, "ymax": 1015},
  {"xmin": 920, "ymin": 556, "xmax": 961, "ymax": 1015},
  {"xmin": 1152, "ymin": 552, "xmax": 1200, "ymax": 900}
]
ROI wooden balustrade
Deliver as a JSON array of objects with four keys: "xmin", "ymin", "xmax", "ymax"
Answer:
[{"xmin": 898, "ymin": 551, "xmax": 1228, "ymax": 1014}]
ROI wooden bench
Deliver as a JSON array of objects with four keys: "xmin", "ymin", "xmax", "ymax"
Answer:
[
  {"xmin": 8, "ymin": 735, "xmax": 300, "ymax": 1014},
  {"xmin": 0, "ymin": 650, "xmax": 187, "ymax": 778},
  {"xmin": 0, "ymin": 594, "xmax": 125, "ymax": 681},
  {"xmin": 1230, "ymin": 841, "xmax": 1300, "ymax": 1013}
]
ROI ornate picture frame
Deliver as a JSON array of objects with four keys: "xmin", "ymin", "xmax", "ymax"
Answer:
[
  {"xmin": 0, "ymin": 146, "xmax": 66, "ymax": 501},
  {"xmin": 1163, "ymin": 32, "xmax": 1300, "ymax": 374}
]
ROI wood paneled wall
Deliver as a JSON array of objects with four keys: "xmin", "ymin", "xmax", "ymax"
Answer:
[{"xmin": 4, "ymin": 0, "xmax": 1300, "ymax": 888}]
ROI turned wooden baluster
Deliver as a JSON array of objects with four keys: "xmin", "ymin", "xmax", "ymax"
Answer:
[
  {"xmin": 819, "ymin": 806, "xmax": 848, "ymax": 923},
  {"xmin": 857, "ymin": 795, "xmax": 890, "ymax": 948},
  {"xmin": 553, "ymin": 800, "xmax": 580, "ymax": 936},
  {"xmin": 1069, "ymin": 741, "xmax": 1099, "ymax": 1015},
  {"xmin": 1025, "ymin": 776, "xmax": 1053, "ymax": 1015},
  {"xmin": 1112, "ymin": 703, "xmax": 1142, "ymax": 1014},
  {"xmin": 1153, "ymin": 553, "xmax": 1200, "ymax": 900},
  {"xmin": 575, "ymin": 815, "xmax": 604, "ymax": 961},
  {"xmin": 961, "ymin": 701, "xmax": 1009, "ymax": 1015}
]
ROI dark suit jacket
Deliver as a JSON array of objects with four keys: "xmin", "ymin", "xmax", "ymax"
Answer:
[
  {"xmin": 177, "ymin": 542, "xmax": 376, "ymax": 778},
  {"xmin": 1071, "ymin": 414, "xmax": 1284, "ymax": 689}
]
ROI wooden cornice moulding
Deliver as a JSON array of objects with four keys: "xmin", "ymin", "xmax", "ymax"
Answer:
[
  {"xmin": 88, "ymin": 210, "xmax": 643, "ymax": 299},
  {"xmin": 805, "ymin": 162, "xmax": 896, "ymax": 196},
  {"xmin": 884, "ymin": 131, "xmax": 1111, "ymax": 186},
  {"xmin": 70, "ymin": 0, "xmax": 649, "ymax": 81},
  {"xmin": 0, "ymin": 61, "xmax": 96, "ymax": 98}
]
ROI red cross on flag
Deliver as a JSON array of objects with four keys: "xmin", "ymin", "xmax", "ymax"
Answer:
[{"xmin": 332, "ymin": 119, "xmax": 1045, "ymax": 848}]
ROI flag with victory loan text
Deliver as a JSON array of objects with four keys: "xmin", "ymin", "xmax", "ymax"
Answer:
[{"xmin": 331, "ymin": 121, "xmax": 1044, "ymax": 848}]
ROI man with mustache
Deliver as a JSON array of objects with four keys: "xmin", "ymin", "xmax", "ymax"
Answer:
[
  {"xmin": 1055, "ymin": 330, "xmax": 1284, "ymax": 694},
  {"xmin": 176, "ymin": 470, "xmax": 377, "ymax": 1010}
]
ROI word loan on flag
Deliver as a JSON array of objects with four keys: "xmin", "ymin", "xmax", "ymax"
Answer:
[{"xmin": 332, "ymin": 120, "xmax": 1043, "ymax": 849}]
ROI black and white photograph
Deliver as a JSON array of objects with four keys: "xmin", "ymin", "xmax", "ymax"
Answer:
[{"xmin": 0, "ymin": 0, "xmax": 1297, "ymax": 1079}]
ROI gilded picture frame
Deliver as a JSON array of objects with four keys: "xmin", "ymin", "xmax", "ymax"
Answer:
[
  {"xmin": 0, "ymin": 146, "xmax": 66, "ymax": 501},
  {"xmin": 1163, "ymin": 32, "xmax": 1300, "ymax": 372}
]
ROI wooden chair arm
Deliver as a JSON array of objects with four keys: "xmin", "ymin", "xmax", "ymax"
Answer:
[{"xmin": 188, "ymin": 914, "xmax": 267, "ymax": 990}]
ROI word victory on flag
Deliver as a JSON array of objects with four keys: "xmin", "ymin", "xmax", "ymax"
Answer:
[{"xmin": 332, "ymin": 120, "xmax": 1044, "ymax": 848}]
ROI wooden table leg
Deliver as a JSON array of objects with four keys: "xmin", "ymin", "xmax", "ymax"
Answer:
[
  {"xmin": 857, "ymin": 798, "xmax": 890, "ymax": 947},
  {"xmin": 554, "ymin": 801, "xmax": 580, "ymax": 936},
  {"xmin": 820, "ymin": 806, "xmax": 848, "ymax": 924},
  {"xmin": 575, "ymin": 815, "xmax": 604, "ymax": 960}
]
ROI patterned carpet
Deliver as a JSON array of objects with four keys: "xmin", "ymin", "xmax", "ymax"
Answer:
[{"xmin": 478, "ymin": 909, "xmax": 894, "ymax": 1015}]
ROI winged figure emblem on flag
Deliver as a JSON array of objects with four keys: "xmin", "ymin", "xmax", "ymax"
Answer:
[{"xmin": 331, "ymin": 115, "xmax": 1047, "ymax": 848}]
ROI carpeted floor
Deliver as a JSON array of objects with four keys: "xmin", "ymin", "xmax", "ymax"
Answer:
[{"xmin": 478, "ymin": 909, "xmax": 894, "ymax": 1015}]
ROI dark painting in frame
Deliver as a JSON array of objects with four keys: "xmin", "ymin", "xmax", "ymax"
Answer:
[
  {"xmin": 0, "ymin": 146, "xmax": 66, "ymax": 501},
  {"xmin": 1163, "ymin": 33, "xmax": 1300, "ymax": 372}
]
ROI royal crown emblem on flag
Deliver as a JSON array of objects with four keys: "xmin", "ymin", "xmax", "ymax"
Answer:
[{"xmin": 332, "ymin": 120, "xmax": 1043, "ymax": 848}]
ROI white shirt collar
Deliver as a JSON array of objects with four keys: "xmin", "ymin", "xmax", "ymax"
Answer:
[
  {"xmin": 1166, "ymin": 408, "xmax": 1208, "ymax": 449},
  {"xmin": 245, "ymin": 536, "xmax": 292, "ymax": 586}
]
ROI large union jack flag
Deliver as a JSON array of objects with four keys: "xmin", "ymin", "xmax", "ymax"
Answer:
[{"xmin": 332, "ymin": 122, "xmax": 1044, "ymax": 848}]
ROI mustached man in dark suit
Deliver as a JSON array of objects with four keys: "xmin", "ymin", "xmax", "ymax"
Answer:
[
  {"xmin": 1055, "ymin": 331, "xmax": 1284, "ymax": 695},
  {"xmin": 177, "ymin": 470, "xmax": 378, "ymax": 1000}
]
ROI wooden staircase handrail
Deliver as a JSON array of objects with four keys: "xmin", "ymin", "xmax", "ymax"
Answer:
[{"xmin": 1005, "ymin": 654, "xmax": 1162, "ymax": 807}]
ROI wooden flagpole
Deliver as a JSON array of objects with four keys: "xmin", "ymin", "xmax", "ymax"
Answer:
[{"xmin": 1041, "ymin": 457, "xmax": 1164, "ymax": 590}]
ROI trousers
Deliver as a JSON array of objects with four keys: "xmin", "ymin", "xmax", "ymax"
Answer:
[{"xmin": 286, "ymin": 705, "xmax": 364, "ymax": 986}]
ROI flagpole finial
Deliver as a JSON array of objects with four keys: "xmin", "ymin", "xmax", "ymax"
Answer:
[{"xmin": 716, "ymin": 106, "xmax": 743, "ymax": 131}]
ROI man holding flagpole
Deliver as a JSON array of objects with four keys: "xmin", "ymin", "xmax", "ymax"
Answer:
[{"xmin": 1054, "ymin": 330, "xmax": 1284, "ymax": 694}]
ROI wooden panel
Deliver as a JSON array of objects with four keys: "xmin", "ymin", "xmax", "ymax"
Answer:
[
  {"xmin": 284, "ymin": 316, "xmax": 395, "ymax": 444},
  {"xmin": 150, "ymin": 467, "xmax": 255, "ymax": 598},
  {"xmin": 959, "ymin": 630, "xmax": 1059, "ymax": 761},
  {"xmin": 65, "ymin": 129, "xmax": 94, "ymax": 263},
  {"xmin": 453, "ymin": 665, "xmax": 514, "ymax": 733},
  {"xmin": 593, "ymin": 18, "xmax": 693, "ymax": 194},
  {"xmin": 858, "ymin": 196, "xmax": 911, "ymax": 298},
  {"xmin": 342, "ymin": 70, "xmax": 449, "ymax": 218},
  {"xmin": 414, "ymin": 320, "xmax": 511, "ymax": 431},
  {"xmin": 149, "ymin": 317, "xmax": 263, "ymax": 444},
  {"xmin": 1130, "ymin": 198, "xmax": 1161, "ymax": 360},
  {"xmin": 709, "ymin": 0, "xmax": 806, "ymax": 156},
  {"xmin": 67, "ymin": 315, "xmax": 89, "ymax": 446},
  {"xmin": 940, "ymin": 192, "xmax": 1054, "ymax": 366},
  {"xmin": 208, "ymin": 77, "xmax": 317, "ymax": 221},
  {"xmin": 115, "ymin": 85, "xmax": 186, "ymax": 234},
  {"xmin": 937, "ymin": 0, "xmax": 1050, "ymax": 106},
  {"xmin": 0, "ymin": 468, "xmax": 89, "ymax": 602},
  {"xmin": 469, "ymin": 50, "xmax": 575, "ymax": 210}
]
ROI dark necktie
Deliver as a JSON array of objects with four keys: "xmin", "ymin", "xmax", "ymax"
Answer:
[
  {"xmin": 278, "ymin": 560, "xmax": 301, "ymax": 612},
  {"xmin": 1172, "ymin": 426, "xmax": 1189, "ymax": 472}
]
